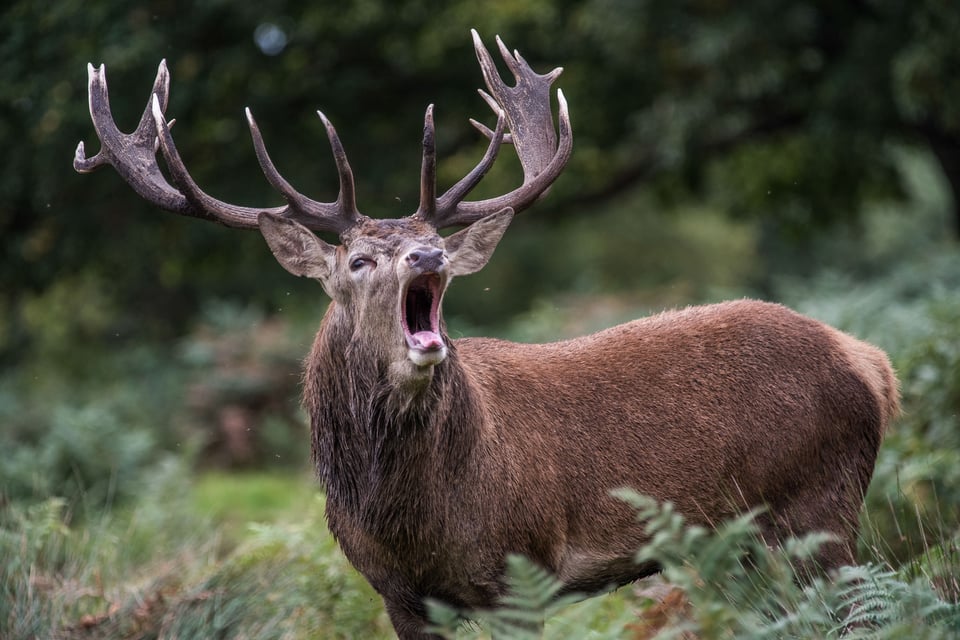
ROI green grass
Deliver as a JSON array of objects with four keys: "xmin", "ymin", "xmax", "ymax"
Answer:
[
  {"xmin": 14, "ymin": 473, "xmax": 954, "ymax": 640},
  {"xmin": 192, "ymin": 470, "xmax": 318, "ymax": 528},
  {"xmin": 0, "ymin": 464, "xmax": 393, "ymax": 640}
]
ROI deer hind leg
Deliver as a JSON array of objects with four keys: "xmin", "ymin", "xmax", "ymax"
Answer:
[{"xmin": 761, "ymin": 481, "xmax": 863, "ymax": 581}]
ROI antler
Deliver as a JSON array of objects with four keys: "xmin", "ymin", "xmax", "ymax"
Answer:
[
  {"xmin": 74, "ymin": 60, "xmax": 364, "ymax": 234},
  {"xmin": 416, "ymin": 30, "xmax": 573, "ymax": 229}
]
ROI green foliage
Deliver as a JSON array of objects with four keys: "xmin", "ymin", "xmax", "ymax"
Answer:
[
  {"xmin": 428, "ymin": 555, "xmax": 588, "ymax": 639},
  {"xmin": 0, "ymin": 498, "xmax": 71, "ymax": 638},
  {"xmin": 425, "ymin": 492, "xmax": 960, "ymax": 639},
  {"xmin": 0, "ymin": 326, "xmax": 193, "ymax": 513},
  {"xmin": 833, "ymin": 564, "xmax": 960, "ymax": 635},
  {"xmin": 0, "ymin": 462, "xmax": 210, "ymax": 640},
  {"xmin": 0, "ymin": 400, "xmax": 157, "ymax": 511},
  {"xmin": 151, "ymin": 504, "xmax": 389, "ymax": 639},
  {"xmin": 191, "ymin": 470, "xmax": 317, "ymax": 533},
  {"xmin": 4, "ymin": 0, "xmax": 960, "ymax": 364},
  {"xmin": 178, "ymin": 300, "xmax": 309, "ymax": 468},
  {"xmin": 0, "ymin": 465, "xmax": 392, "ymax": 640},
  {"xmin": 615, "ymin": 490, "xmax": 834, "ymax": 639}
]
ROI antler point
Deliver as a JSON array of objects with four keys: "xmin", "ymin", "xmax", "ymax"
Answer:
[{"xmin": 87, "ymin": 63, "xmax": 105, "ymax": 86}]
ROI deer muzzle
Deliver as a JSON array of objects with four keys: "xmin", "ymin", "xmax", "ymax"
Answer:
[{"xmin": 401, "ymin": 252, "xmax": 447, "ymax": 366}]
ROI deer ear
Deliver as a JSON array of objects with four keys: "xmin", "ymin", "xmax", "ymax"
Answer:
[
  {"xmin": 258, "ymin": 212, "xmax": 337, "ymax": 281},
  {"xmin": 445, "ymin": 208, "xmax": 515, "ymax": 276}
]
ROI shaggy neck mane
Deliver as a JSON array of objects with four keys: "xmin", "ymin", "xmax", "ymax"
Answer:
[{"xmin": 304, "ymin": 304, "xmax": 480, "ymax": 539}]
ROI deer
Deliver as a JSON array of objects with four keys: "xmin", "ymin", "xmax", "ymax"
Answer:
[{"xmin": 75, "ymin": 31, "xmax": 899, "ymax": 639}]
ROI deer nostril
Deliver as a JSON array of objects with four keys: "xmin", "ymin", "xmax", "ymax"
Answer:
[{"xmin": 407, "ymin": 247, "xmax": 444, "ymax": 269}]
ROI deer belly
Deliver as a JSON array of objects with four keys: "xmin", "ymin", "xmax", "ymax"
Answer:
[{"xmin": 556, "ymin": 546, "xmax": 657, "ymax": 593}]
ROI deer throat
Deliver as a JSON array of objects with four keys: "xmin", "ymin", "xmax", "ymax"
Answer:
[{"xmin": 401, "ymin": 273, "xmax": 447, "ymax": 367}]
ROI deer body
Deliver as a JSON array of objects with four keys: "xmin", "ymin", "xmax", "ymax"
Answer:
[
  {"xmin": 76, "ymin": 31, "xmax": 898, "ymax": 639},
  {"xmin": 305, "ymin": 297, "xmax": 896, "ymax": 634}
]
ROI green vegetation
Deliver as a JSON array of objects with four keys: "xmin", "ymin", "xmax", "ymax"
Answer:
[
  {"xmin": 2, "ymin": 1, "xmax": 959, "ymax": 638},
  {"xmin": 4, "ymin": 0, "xmax": 960, "ymax": 351},
  {"xmin": 430, "ymin": 495, "xmax": 959, "ymax": 639},
  {"xmin": 0, "ymin": 469, "xmax": 393, "ymax": 639}
]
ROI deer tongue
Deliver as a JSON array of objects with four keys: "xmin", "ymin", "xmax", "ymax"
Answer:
[{"xmin": 410, "ymin": 330, "xmax": 444, "ymax": 351}]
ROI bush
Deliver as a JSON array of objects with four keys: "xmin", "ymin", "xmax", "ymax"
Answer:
[
  {"xmin": 178, "ymin": 301, "xmax": 309, "ymax": 469},
  {"xmin": 0, "ymin": 401, "xmax": 156, "ymax": 512}
]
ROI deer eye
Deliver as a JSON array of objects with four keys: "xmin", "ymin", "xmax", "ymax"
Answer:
[{"xmin": 350, "ymin": 256, "xmax": 375, "ymax": 271}]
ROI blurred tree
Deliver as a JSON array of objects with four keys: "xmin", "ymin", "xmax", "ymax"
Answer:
[
  {"xmin": 569, "ymin": 0, "xmax": 960, "ymax": 236},
  {"xmin": 1, "ymin": 0, "xmax": 956, "ymax": 363}
]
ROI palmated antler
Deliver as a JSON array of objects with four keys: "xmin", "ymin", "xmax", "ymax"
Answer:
[
  {"xmin": 74, "ymin": 60, "xmax": 364, "ymax": 234},
  {"xmin": 414, "ymin": 30, "xmax": 573, "ymax": 229}
]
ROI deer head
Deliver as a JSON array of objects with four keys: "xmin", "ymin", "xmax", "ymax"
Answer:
[{"xmin": 75, "ymin": 31, "xmax": 571, "ymax": 380}]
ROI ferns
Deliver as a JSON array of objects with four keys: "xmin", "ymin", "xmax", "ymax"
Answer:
[
  {"xmin": 427, "ymin": 492, "xmax": 960, "ymax": 639},
  {"xmin": 427, "ymin": 555, "xmax": 586, "ymax": 639},
  {"xmin": 486, "ymin": 555, "xmax": 568, "ymax": 638},
  {"xmin": 4, "ymin": 486, "xmax": 957, "ymax": 639},
  {"xmin": 830, "ymin": 564, "xmax": 960, "ymax": 637}
]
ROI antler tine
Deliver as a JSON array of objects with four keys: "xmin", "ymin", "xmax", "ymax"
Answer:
[
  {"xmin": 74, "ymin": 60, "xmax": 364, "ymax": 235},
  {"xmin": 245, "ymin": 108, "xmax": 363, "ymax": 234},
  {"xmin": 150, "ymin": 95, "xmax": 285, "ymax": 228},
  {"xmin": 421, "ymin": 30, "xmax": 572, "ymax": 230},
  {"xmin": 469, "ymin": 115, "xmax": 513, "ymax": 145},
  {"xmin": 75, "ymin": 60, "xmax": 281, "ymax": 226},
  {"xmin": 415, "ymin": 106, "xmax": 507, "ymax": 226},
  {"xmin": 431, "ymin": 108, "xmax": 506, "ymax": 220},
  {"xmin": 316, "ymin": 111, "xmax": 360, "ymax": 221},
  {"xmin": 416, "ymin": 105, "xmax": 438, "ymax": 219}
]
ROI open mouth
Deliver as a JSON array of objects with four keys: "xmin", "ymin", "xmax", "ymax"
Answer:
[{"xmin": 401, "ymin": 273, "xmax": 446, "ymax": 363}]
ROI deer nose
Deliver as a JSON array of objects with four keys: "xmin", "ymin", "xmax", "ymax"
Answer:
[{"xmin": 406, "ymin": 247, "xmax": 445, "ymax": 272}]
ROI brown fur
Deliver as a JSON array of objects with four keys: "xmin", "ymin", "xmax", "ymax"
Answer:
[{"xmin": 304, "ymin": 298, "xmax": 898, "ymax": 638}]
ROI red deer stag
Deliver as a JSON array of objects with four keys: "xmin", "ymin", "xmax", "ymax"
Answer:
[{"xmin": 75, "ymin": 31, "xmax": 899, "ymax": 639}]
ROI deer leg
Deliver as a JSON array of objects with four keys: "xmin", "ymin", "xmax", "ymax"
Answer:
[
  {"xmin": 763, "ymin": 485, "xmax": 861, "ymax": 581},
  {"xmin": 383, "ymin": 595, "xmax": 444, "ymax": 640}
]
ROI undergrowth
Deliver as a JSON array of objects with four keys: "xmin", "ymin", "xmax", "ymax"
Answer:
[
  {"xmin": 0, "ymin": 463, "xmax": 391, "ymax": 640},
  {"xmin": 427, "ymin": 491, "xmax": 960, "ymax": 639}
]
